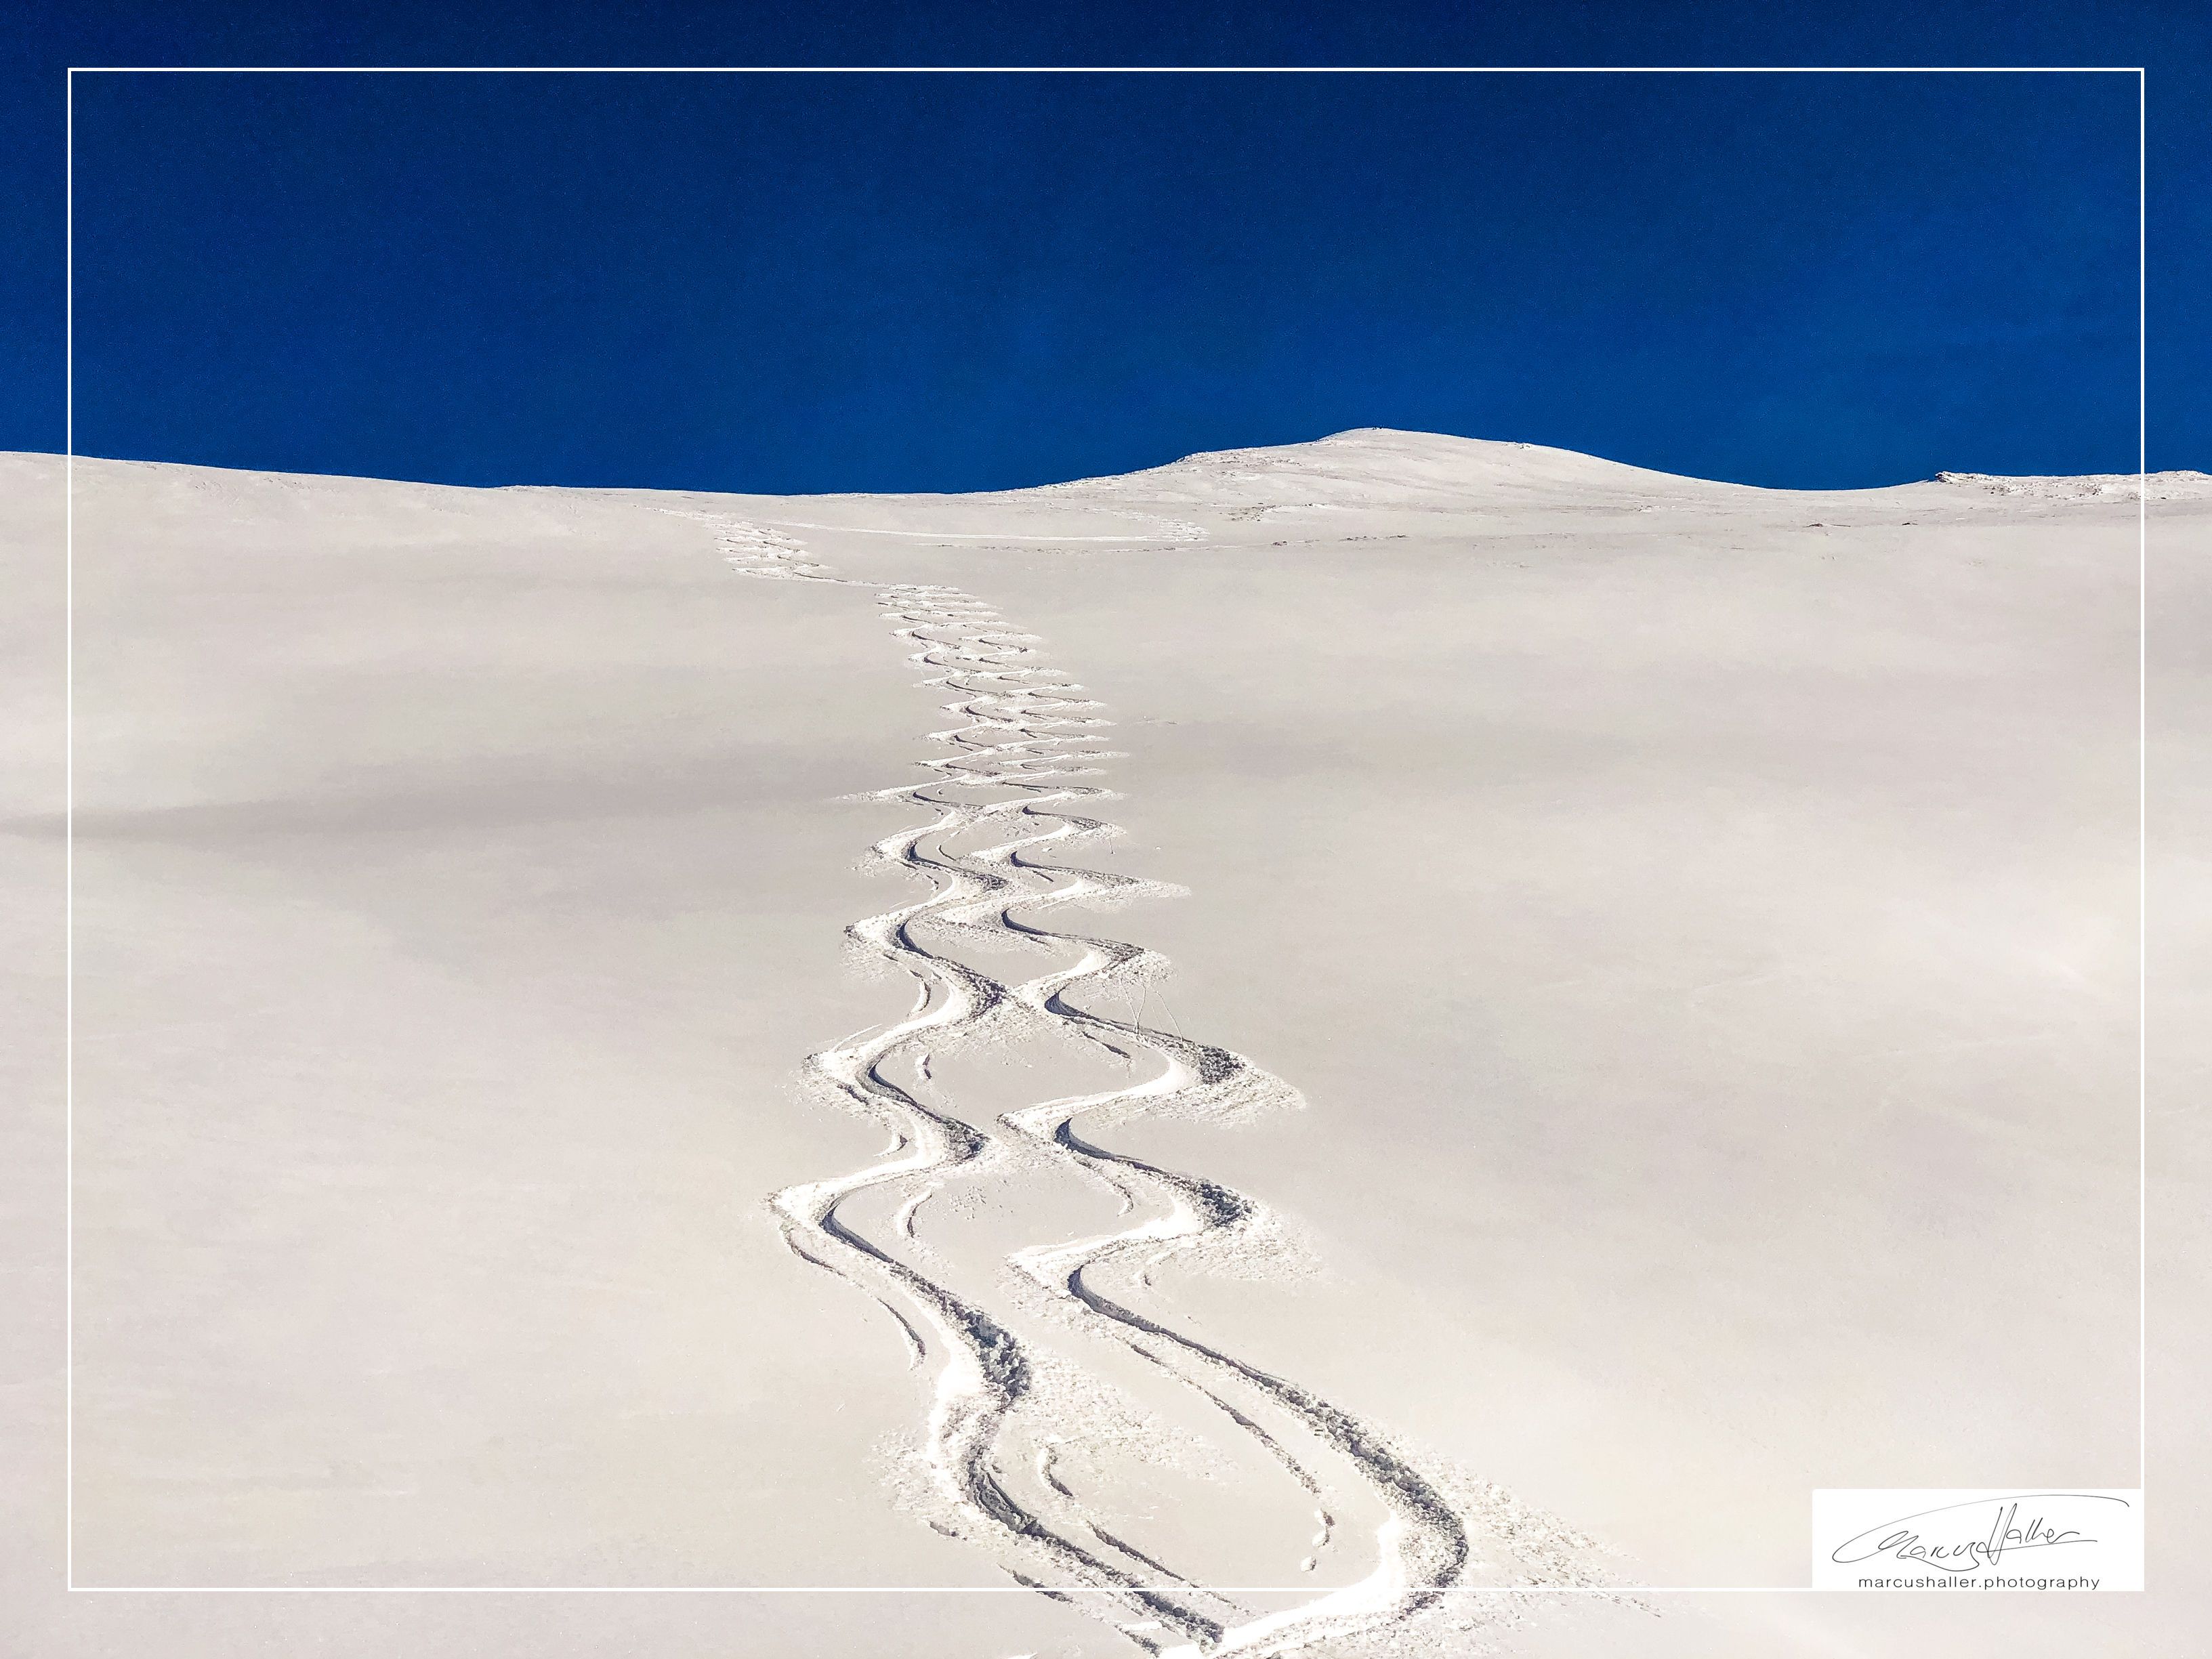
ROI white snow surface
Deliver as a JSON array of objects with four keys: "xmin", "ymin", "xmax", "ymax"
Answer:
[{"xmin": 3, "ymin": 429, "xmax": 2207, "ymax": 1657}]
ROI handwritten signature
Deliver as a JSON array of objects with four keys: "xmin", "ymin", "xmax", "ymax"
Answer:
[{"xmin": 1830, "ymin": 1493, "xmax": 2131, "ymax": 1576}]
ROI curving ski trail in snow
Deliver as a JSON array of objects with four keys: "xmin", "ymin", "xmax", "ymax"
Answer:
[{"xmin": 677, "ymin": 511, "xmax": 1610, "ymax": 1654}]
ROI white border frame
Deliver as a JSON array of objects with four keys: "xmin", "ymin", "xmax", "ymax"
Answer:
[{"xmin": 62, "ymin": 62, "xmax": 2152, "ymax": 1599}]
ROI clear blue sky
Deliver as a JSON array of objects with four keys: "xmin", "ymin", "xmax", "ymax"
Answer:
[{"xmin": 9, "ymin": 4, "xmax": 2207, "ymax": 492}]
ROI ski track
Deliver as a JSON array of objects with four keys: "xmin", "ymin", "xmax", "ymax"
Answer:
[{"xmin": 673, "ymin": 511, "xmax": 1604, "ymax": 1655}]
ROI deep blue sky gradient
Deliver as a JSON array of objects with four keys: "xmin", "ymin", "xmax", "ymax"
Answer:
[{"xmin": 9, "ymin": 4, "xmax": 2208, "ymax": 492}]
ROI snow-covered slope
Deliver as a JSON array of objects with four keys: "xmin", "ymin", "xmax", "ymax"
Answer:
[{"xmin": 2, "ymin": 436, "xmax": 2202, "ymax": 1659}]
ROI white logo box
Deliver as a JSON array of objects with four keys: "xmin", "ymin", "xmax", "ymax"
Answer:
[{"xmin": 1812, "ymin": 1489, "xmax": 2142, "ymax": 1591}]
